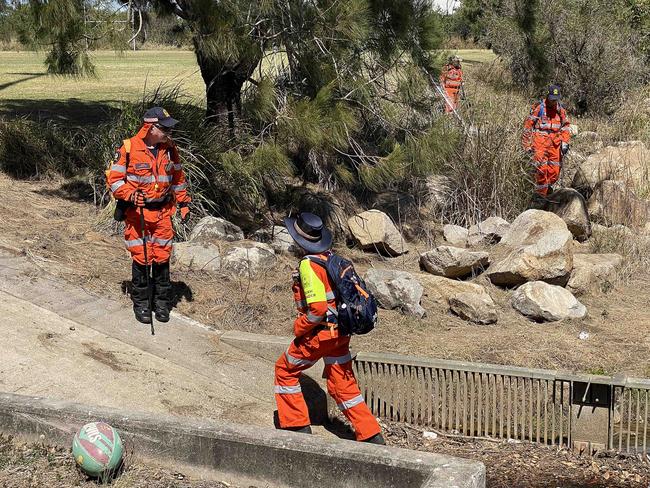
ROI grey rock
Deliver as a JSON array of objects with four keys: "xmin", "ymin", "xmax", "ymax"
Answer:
[
  {"xmin": 511, "ymin": 281, "xmax": 587, "ymax": 322},
  {"xmin": 449, "ymin": 292, "xmax": 498, "ymax": 325},
  {"xmin": 488, "ymin": 210, "xmax": 573, "ymax": 286},
  {"xmin": 364, "ymin": 268, "xmax": 425, "ymax": 317},
  {"xmin": 254, "ymin": 225, "xmax": 298, "ymax": 254},
  {"xmin": 172, "ymin": 242, "xmax": 221, "ymax": 273},
  {"xmin": 467, "ymin": 217, "xmax": 510, "ymax": 246},
  {"xmin": 443, "ymin": 224, "xmax": 468, "ymax": 247},
  {"xmin": 542, "ymin": 188, "xmax": 592, "ymax": 241},
  {"xmin": 348, "ymin": 210, "xmax": 408, "ymax": 256},
  {"xmin": 417, "ymin": 274, "xmax": 487, "ymax": 306},
  {"xmin": 420, "ymin": 246, "xmax": 489, "ymax": 279},
  {"xmin": 567, "ymin": 253, "xmax": 622, "ymax": 295},
  {"xmin": 572, "ymin": 140, "xmax": 650, "ymax": 196},
  {"xmin": 221, "ymin": 241, "xmax": 277, "ymax": 277},
  {"xmin": 587, "ymin": 179, "xmax": 650, "ymax": 227},
  {"xmin": 190, "ymin": 216, "xmax": 244, "ymax": 243}
]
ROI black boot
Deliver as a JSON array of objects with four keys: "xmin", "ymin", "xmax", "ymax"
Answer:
[
  {"xmin": 131, "ymin": 261, "xmax": 152, "ymax": 324},
  {"xmin": 152, "ymin": 262, "xmax": 172, "ymax": 323},
  {"xmin": 363, "ymin": 433, "xmax": 386, "ymax": 445}
]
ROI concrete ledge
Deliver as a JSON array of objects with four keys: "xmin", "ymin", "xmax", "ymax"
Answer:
[
  {"xmin": 220, "ymin": 330, "xmax": 291, "ymax": 362},
  {"xmin": 0, "ymin": 392, "xmax": 485, "ymax": 488}
]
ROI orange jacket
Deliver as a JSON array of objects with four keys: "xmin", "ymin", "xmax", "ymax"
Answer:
[
  {"xmin": 106, "ymin": 123, "xmax": 191, "ymax": 208},
  {"xmin": 292, "ymin": 253, "xmax": 340, "ymax": 339},
  {"xmin": 440, "ymin": 64, "xmax": 463, "ymax": 90},
  {"xmin": 522, "ymin": 100, "xmax": 571, "ymax": 152}
]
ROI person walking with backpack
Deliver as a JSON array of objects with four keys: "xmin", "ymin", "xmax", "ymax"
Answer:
[
  {"xmin": 106, "ymin": 107, "xmax": 191, "ymax": 325},
  {"xmin": 522, "ymin": 85, "xmax": 571, "ymax": 198},
  {"xmin": 274, "ymin": 212, "xmax": 384, "ymax": 444}
]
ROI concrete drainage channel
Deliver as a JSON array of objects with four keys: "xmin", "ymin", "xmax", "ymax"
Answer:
[
  {"xmin": 221, "ymin": 331, "xmax": 650, "ymax": 458},
  {"xmin": 0, "ymin": 392, "xmax": 485, "ymax": 488}
]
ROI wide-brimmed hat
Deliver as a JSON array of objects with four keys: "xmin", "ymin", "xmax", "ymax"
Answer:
[{"xmin": 284, "ymin": 212, "xmax": 333, "ymax": 254}]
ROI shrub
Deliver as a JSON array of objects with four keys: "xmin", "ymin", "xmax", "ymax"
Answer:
[{"xmin": 485, "ymin": 0, "xmax": 647, "ymax": 114}]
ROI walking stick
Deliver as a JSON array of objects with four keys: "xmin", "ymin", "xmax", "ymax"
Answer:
[{"xmin": 138, "ymin": 198, "xmax": 155, "ymax": 336}]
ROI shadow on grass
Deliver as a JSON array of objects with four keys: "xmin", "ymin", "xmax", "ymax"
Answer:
[
  {"xmin": 0, "ymin": 73, "xmax": 47, "ymax": 92},
  {"xmin": 0, "ymin": 98, "xmax": 121, "ymax": 125}
]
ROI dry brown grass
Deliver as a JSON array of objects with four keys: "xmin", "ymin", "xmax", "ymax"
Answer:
[{"xmin": 3, "ymin": 173, "xmax": 650, "ymax": 377}]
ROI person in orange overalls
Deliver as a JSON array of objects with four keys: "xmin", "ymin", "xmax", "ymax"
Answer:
[
  {"xmin": 440, "ymin": 55, "xmax": 464, "ymax": 113},
  {"xmin": 274, "ymin": 212, "xmax": 384, "ymax": 444},
  {"xmin": 106, "ymin": 107, "xmax": 191, "ymax": 324},
  {"xmin": 522, "ymin": 85, "xmax": 571, "ymax": 197}
]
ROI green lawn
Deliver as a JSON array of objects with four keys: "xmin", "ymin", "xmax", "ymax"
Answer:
[
  {"xmin": 0, "ymin": 50, "xmax": 205, "ymax": 123},
  {"xmin": 0, "ymin": 48, "xmax": 495, "ymax": 124}
]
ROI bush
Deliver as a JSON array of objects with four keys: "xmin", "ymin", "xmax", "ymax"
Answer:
[
  {"xmin": 435, "ymin": 82, "xmax": 533, "ymax": 227},
  {"xmin": 485, "ymin": 0, "xmax": 647, "ymax": 114}
]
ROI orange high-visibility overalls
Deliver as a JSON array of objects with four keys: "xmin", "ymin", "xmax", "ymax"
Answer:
[
  {"xmin": 440, "ymin": 64, "xmax": 463, "ymax": 113},
  {"xmin": 106, "ymin": 124, "xmax": 191, "ymax": 264},
  {"xmin": 522, "ymin": 100, "xmax": 571, "ymax": 196},
  {"xmin": 274, "ymin": 252, "xmax": 381, "ymax": 441}
]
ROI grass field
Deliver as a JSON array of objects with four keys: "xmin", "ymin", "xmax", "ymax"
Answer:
[
  {"xmin": 0, "ymin": 49, "xmax": 495, "ymax": 123},
  {"xmin": 0, "ymin": 50, "xmax": 205, "ymax": 123}
]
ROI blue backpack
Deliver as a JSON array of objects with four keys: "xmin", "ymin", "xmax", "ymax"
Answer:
[{"xmin": 306, "ymin": 254, "xmax": 378, "ymax": 335}]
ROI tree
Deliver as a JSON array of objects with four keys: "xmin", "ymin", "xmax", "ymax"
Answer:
[
  {"xmin": 483, "ymin": 0, "xmax": 646, "ymax": 113},
  {"xmin": 30, "ymin": 1, "xmax": 443, "ymax": 126}
]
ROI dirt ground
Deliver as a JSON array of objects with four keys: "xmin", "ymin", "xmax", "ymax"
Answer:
[
  {"xmin": 0, "ymin": 434, "xmax": 242, "ymax": 488},
  {"xmin": 383, "ymin": 422, "xmax": 650, "ymax": 488},
  {"xmin": 1, "ymin": 173, "xmax": 650, "ymax": 378}
]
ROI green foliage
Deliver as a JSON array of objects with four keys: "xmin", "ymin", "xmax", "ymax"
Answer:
[
  {"xmin": 242, "ymin": 78, "xmax": 276, "ymax": 124},
  {"xmin": 477, "ymin": 0, "xmax": 646, "ymax": 114}
]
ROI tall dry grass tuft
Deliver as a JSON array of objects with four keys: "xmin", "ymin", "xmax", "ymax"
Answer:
[
  {"xmin": 434, "ymin": 79, "xmax": 533, "ymax": 227},
  {"xmin": 589, "ymin": 225, "xmax": 650, "ymax": 282}
]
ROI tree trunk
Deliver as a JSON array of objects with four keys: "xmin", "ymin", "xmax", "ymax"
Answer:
[{"xmin": 193, "ymin": 41, "xmax": 260, "ymax": 131}]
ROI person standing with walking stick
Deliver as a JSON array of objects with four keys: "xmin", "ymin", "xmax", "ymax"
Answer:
[{"xmin": 106, "ymin": 108, "xmax": 191, "ymax": 326}]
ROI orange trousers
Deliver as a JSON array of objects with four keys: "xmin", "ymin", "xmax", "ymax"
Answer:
[
  {"xmin": 444, "ymin": 87, "xmax": 460, "ymax": 113},
  {"xmin": 274, "ymin": 332, "xmax": 381, "ymax": 441},
  {"xmin": 124, "ymin": 206, "xmax": 174, "ymax": 265},
  {"xmin": 531, "ymin": 136, "xmax": 562, "ymax": 196}
]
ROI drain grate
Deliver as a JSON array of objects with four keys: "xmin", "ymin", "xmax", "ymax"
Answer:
[{"xmin": 353, "ymin": 352, "xmax": 650, "ymax": 457}]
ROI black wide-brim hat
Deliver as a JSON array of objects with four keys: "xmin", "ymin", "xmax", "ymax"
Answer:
[{"xmin": 284, "ymin": 212, "xmax": 333, "ymax": 254}]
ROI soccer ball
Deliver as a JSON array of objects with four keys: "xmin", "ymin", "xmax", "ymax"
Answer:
[{"xmin": 72, "ymin": 422, "xmax": 123, "ymax": 477}]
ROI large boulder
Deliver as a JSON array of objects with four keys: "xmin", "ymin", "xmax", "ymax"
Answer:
[
  {"xmin": 449, "ymin": 292, "xmax": 498, "ymax": 325},
  {"xmin": 443, "ymin": 224, "xmax": 468, "ymax": 247},
  {"xmin": 572, "ymin": 141, "xmax": 650, "ymax": 197},
  {"xmin": 419, "ymin": 246, "xmax": 489, "ymax": 279},
  {"xmin": 189, "ymin": 216, "xmax": 244, "ymax": 243},
  {"xmin": 221, "ymin": 241, "xmax": 276, "ymax": 277},
  {"xmin": 573, "ymin": 131, "xmax": 603, "ymax": 153},
  {"xmin": 488, "ymin": 210, "xmax": 573, "ymax": 287},
  {"xmin": 587, "ymin": 179, "xmax": 650, "ymax": 227},
  {"xmin": 348, "ymin": 210, "xmax": 408, "ymax": 256},
  {"xmin": 542, "ymin": 188, "xmax": 592, "ymax": 241},
  {"xmin": 364, "ymin": 268, "xmax": 425, "ymax": 317},
  {"xmin": 467, "ymin": 217, "xmax": 510, "ymax": 246},
  {"xmin": 254, "ymin": 225, "xmax": 298, "ymax": 254},
  {"xmin": 511, "ymin": 281, "xmax": 587, "ymax": 322},
  {"xmin": 172, "ymin": 242, "xmax": 221, "ymax": 273},
  {"xmin": 417, "ymin": 274, "xmax": 488, "ymax": 306},
  {"xmin": 567, "ymin": 253, "xmax": 623, "ymax": 295}
]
